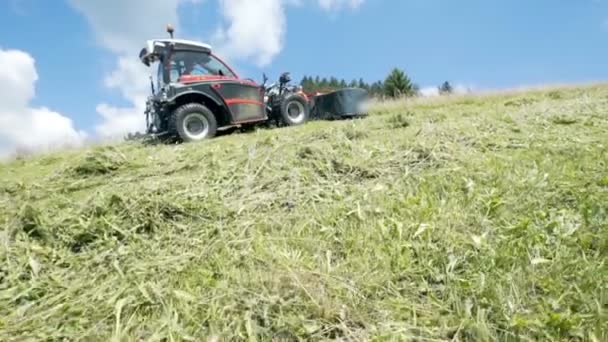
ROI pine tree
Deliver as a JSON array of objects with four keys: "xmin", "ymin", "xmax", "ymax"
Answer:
[
  {"xmin": 349, "ymin": 79, "xmax": 358, "ymax": 88},
  {"xmin": 339, "ymin": 79, "xmax": 347, "ymax": 88},
  {"xmin": 384, "ymin": 68, "xmax": 415, "ymax": 98},
  {"xmin": 300, "ymin": 76, "xmax": 308, "ymax": 90},
  {"xmin": 320, "ymin": 77, "xmax": 329, "ymax": 90},
  {"xmin": 312, "ymin": 76, "xmax": 321, "ymax": 92},
  {"xmin": 358, "ymin": 78, "xmax": 367, "ymax": 90},
  {"xmin": 329, "ymin": 77, "xmax": 339, "ymax": 89},
  {"xmin": 438, "ymin": 81, "xmax": 453, "ymax": 95},
  {"xmin": 370, "ymin": 81, "xmax": 384, "ymax": 98},
  {"xmin": 301, "ymin": 76, "xmax": 316, "ymax": 92}
]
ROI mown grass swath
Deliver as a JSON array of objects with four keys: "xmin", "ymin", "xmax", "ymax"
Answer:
[{"xmin": 1, "ymin": 84, "xmax": 607, "ymax": 341}]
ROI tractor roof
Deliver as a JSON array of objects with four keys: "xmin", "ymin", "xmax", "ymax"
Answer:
[
  {"xmin": 148, "ymin": 39, "xmax": 212, "ymax": 51},
  {"xmin": 140, "ymin": 39, "xmax": 213, "ymax": 66}
]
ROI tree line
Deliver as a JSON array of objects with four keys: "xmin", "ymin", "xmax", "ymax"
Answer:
[{"xmin": 300, "ymin": 68, "xmax": 461, "ymax": 98}]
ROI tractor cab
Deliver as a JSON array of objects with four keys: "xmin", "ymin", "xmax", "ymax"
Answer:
[{"xmin": 139, "ymin": 38, "xmax": 240, "ymax": 92}]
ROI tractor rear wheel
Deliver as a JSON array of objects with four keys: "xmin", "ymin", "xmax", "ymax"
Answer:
[
  {"xmin": 169, "ymin": 103, "xmax": 218, "ymax": 142},
  {"xmin": 279, "ymin": 94, "xmax": 309, "ymax": 126}
]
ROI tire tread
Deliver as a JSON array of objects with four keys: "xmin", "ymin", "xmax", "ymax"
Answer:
[
  {"xmin": 279, "ymin": 93, "xmax": 309, "ymax": 126},
  {"xmin": 169, "ymin": 103, "xmax": 218, "ymax": 142}
]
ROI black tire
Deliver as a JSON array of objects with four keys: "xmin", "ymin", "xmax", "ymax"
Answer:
[
  {"xmin": 168, "ymin": 103, "xmax": 218, "ymax": 142},
  {"xmin": 279, "ymin": 93, "xmax": 309, "ymax": 126}
]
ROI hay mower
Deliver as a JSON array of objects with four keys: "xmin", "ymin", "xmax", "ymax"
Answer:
[{"xmin": 139, "ymin": 25, "xmax": 368, "ymax": 142}]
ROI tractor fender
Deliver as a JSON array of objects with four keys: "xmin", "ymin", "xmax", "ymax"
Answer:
[
  {"xmin": 167, "ymin": 90, "xmax": 232, "ymax": 126},
  {"xmin": 168, "ymin": 90, "xmax": 223, "ymax": 108}
]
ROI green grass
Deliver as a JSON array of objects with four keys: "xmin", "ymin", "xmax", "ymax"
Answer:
[{"xmin": 1, "ymin": 84, "xmax": 607, "ymax": 341}]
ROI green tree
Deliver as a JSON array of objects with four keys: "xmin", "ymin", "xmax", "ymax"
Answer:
[
  {"xmin": 306, "ymin": 76, "xmax": 316, "ymax": 92},
  {"xmin": 329, "ymin": 77, "xmax": 339, "ymax": 89},
  {"xmin": 300, "ymin": 76, "xmax": 311, "ymax": 92},
  {"xmin": 383, "ymin": 68, "xmax": 415, "ymax": 98},
  {"xmin": 349, "ymin": 79, "xmax": 358, "ymax": 88},
  {"xmin": 370, "ymin": 81, "xmax": 384, "ymax": 97},
  {"xmin": 320, "ymin": 77, "xmax": 329, "ymax": 90},
  {"xmin": 439, "ymin": 81, "xmax": 453, "ymax": 95},
  {"xmin": 358, "ymin": 78, "xmax": 367, "ymax": 90}
]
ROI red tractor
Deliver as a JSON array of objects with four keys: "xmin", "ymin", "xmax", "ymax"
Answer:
[{"xmin": 139, "ymin": 26, "xmax": 367, "ymax": 142}]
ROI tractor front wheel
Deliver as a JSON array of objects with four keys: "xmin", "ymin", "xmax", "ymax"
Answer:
[
  {"xmin": 279, "ymin": 94, "xmax": 309, "ymax": 126},
  {"xmin": 169, "ymin": 103, "xmax": 218, "ymax": 142}
]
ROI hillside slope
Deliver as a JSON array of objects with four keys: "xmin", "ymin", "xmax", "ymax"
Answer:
[{"xmin": 1, "ymin": 85, "xmax": 607, "ymax": 341}]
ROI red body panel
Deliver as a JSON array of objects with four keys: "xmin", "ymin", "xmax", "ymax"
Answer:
[
  {"xmin": 225, "ymin": 98, "xmax": 265, "ymax": 106},
  {"xmin": 179, "ymin": 75, "xmax": 258, "ymax": 87}
]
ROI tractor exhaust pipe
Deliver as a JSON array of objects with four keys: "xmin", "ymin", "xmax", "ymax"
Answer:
[{"xmin": 166, "ymin": 24, "xmax": 175, "ymax": 39}]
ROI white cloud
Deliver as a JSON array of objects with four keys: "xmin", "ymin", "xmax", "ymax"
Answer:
[
  {"xmin": 212, "ymin": 0, "xmax": 287, "ymax": 67},
  {"xmin": 0, "ymin": 48, "xmax": 87, "ymax": 159},
  {"xmin": 317, "ymin": 0, "xmax": 364, "ymax": 11},
  {"xmin": 93, "ymin": 56, "xmax": 152, "ymax": 137},
  {"xmin": 104, "ymin": 57, "xmax": 152, "ymax": 108},
  {"xmin": 211, "ymin": 0, "xmax": 366, "ymax": 66},
  {"xmin": 94, "ymin": 103, "xmax": 147, "ymax": 138}
]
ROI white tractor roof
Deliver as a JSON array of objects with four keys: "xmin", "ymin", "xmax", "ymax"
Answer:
[
  {"xmin": 146, "ymin": 39, "xmax": 212, "ymax": 51},
  {"xmin": 140, "ymin": 38, "xmax": 213, "ymax": 66}
]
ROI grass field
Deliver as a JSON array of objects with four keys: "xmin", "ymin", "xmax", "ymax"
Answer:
[{"xmin": 1, "ymin": 84, "xmax": 607, "ymax": 341}]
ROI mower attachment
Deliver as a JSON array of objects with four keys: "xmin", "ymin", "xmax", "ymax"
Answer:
[{"xmin": 309, "ymin": 88, "xmax": 369, "ymax": 120}]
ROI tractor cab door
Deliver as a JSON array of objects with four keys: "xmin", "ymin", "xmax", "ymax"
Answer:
[
  {"xmin": 170, "ymin": 50, "xmax": 267, "ymax": 124},
  {"xmin": 210, "ymin": 80, "xmax": 267, "ymax": 124}
]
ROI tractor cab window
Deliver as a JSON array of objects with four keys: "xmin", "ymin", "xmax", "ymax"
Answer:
[{"xmin": 167, "ymin": 51, "xmax": 236, "ymax": 83}]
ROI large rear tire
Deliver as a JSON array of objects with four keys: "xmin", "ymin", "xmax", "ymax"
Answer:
[
  {"xmin": 279, "ymin": 94, "xmax": 309, "ymax": 126},
  {"xmin": 169, "ymin": 103, "xmax": 218, "ymax": 142}
]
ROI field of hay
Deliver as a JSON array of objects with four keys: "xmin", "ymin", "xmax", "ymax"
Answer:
[{"xmin": 1, "ymin": 84, "xmax": 607, "ymax": 341}]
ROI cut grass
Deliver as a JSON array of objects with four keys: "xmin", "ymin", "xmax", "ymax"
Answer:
[{"xmin": 1, "ymin": 84, "xmax": 607, "ymax": 341}]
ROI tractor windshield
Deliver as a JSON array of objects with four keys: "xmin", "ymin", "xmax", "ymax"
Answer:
[{"xmin": 161, "ymin": 50, "xmax": 237, "ymax": 84}]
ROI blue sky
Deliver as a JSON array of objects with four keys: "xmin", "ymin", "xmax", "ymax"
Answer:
[{"xmin": 0, "ymin": 0, "xmax": 607, "ymax": 156}]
